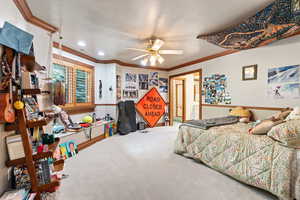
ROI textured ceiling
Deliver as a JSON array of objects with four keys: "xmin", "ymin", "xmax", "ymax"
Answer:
[{"xmin": 27, "ymin": 0, "xmax": 275, "ymax": 68}]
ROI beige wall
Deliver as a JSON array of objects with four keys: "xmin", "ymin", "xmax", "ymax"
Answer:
[{"xmin": 170, "ymin": 35, "xmax": 300, "ymax": 119}]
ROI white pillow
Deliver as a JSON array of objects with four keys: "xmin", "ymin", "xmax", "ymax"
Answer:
[
  {"xmin": 250, "ymin": 120, "xmax": 283, "ymax": 135},
  {"xmin": 286, "ymin": 107, "xmax": 300, "ymax": 121}
]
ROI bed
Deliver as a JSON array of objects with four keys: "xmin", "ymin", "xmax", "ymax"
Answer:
[{"xmin": 174, "ymin": 123, "xmax": 300, "ymax": 200}]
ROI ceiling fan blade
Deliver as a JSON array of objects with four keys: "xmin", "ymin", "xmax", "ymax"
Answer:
[
  {"xmin": 157, "ymin": 55, "xmax": 165, "ymax": 64},
  {"xmin": 132, "ymin": 54, "xmax": 149, "ymax": 61},
  {"xmin": 159, "ymin": 50, "xmax": 183, "ymax": 55},
  {"xmin": 126, "ymin": 48, "xmax": 149, "ymax": 53},
  {"xmin": 151, "ymin": 39, "xmax": 164, "ymax": 51}
]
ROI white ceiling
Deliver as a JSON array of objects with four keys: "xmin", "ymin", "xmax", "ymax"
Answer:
[{"xmin": 27, "ymin": 0, "xmax": 275, "ymax": 68}]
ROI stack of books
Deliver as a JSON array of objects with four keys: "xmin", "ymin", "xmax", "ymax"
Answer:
[
  {"xmin": 0, "ymin": 189, "xmax": 36, "ymax": 200},
  {"xmin": 23, "ymin": 97, "xmax": 40, "ymax": 121},
  {"xmin": 21, "ymin": 71, "xmax": 39, "ymax": 89},
  {"xmin": 37, "ymin": 159, "xmax": 51, "ymax": 185}
]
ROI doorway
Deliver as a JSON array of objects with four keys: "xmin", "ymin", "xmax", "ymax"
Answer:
[
  {"xmin": 174, "ymin": 79, "xmax": 184, "ymax": 123},
  {"xmin": 169, "ymin": 70, "xmax": 202, "ymax": 126}
]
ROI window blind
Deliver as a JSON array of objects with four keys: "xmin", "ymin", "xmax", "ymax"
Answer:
[
  {"xmin": 52, "ymin": 57, "xmax": 94, "ymax": 107},
  {"xmin": 76, "ymin": 69, "xmax": 88, "ymax": 103}
]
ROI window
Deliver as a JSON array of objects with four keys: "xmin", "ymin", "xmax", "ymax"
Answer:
[
  {"xmin": 53, "ymin": 63, "xmax": 70, "ymax": 103},
  {"xmin": 76, "ymin": 69, "xmax": 88, "ymax": 103},
  {"xmin": 52, "ymin": 55, "xmax": 95, "ymax": 113}
]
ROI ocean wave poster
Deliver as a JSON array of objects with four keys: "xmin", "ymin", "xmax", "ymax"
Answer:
[{"xmin": 268, "ymin": 65, "xmax": 300, "ymax": 99}]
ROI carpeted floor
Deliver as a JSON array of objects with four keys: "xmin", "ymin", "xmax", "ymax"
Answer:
[{"xmin": 58, "ymin": 126, "xmax": 276, "ymax": 200}]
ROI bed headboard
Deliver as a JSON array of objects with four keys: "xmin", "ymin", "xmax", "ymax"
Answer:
[{"xmin": 202, "ymin": 104, "xmax": 285, "ymax": 121}]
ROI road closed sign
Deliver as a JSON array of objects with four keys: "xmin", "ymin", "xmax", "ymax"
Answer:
[{"xmin": 136, "ymin": 88, "xmax": 167, "ymax": 128}]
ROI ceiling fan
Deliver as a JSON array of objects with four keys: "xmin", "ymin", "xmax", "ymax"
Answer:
[{"xmin": 127, "ymin": 38, "xmax": 183, "ymax": 66}]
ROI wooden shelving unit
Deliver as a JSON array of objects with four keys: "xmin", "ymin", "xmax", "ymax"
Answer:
[
  {"xmin": 37, "ymin": 178, "xmax": 60, "ymax": 193},
  {"xmin": 6, "ymin": 89, "xmax": 62, "ymax": 200},
  {"xmin": 5, "ymin": 118, "xmax": 51, "ymax": 131},
  {"xmin": 27, "ymin": 118, "xmax": 51, "ymax": 128},
  {"xmin": 22, "ymin": 89, "xmax": 41, "ymax": 95},
  {"xmin": 6, "ymin": 138, "xmax": 60, "ymax": 167}
]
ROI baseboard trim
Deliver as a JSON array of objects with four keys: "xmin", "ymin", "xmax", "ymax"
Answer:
[
  {"xmin": 78, "ymin": 134, "xmax": 105, "ymax": 151},
  {"xmin": 202, "ymin": 104, "xmax": 285, "ymax": 111},
  {"xmin": 145, "ymin": 122, "xmax": 166, "ymax": 128}
]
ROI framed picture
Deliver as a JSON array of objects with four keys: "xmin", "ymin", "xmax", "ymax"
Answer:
[{"xmin": 242, "ymin": 65, "xmax": 257, "ymax": 80}]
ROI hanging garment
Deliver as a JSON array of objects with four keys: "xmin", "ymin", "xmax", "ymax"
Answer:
[
  {"xmin": 99, "ymin": 80, "xmax": 102, "ymax": 99},
  {"xmin": 53, "ymin": 81, "xmax": 66, "ymax": 106}
]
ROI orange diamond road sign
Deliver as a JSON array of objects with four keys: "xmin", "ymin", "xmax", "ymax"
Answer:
[{"xmin": 136, "ymin": 87, "xmax": 167, "ymax": 128}]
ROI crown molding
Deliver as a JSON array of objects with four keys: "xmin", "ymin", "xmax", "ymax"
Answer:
[
  {"xmin": 168, "ymin": 49, "xmax": 239, "ymax": 71},
  {"xmin": 53, "ymin": 42, "xmax": 98, "ymax": 63},
  {"xmin": 13, "ymin": 0, "xmax": 58, "ymax": 33},
  {"xmin": 52, "ymin": 42, "xmax": 169, "ymax": 71},
  {"xmin": 53, "ymin": 54, "xmax": 95, "ymax": 69}
]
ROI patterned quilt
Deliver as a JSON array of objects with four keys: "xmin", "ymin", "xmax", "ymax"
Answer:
[{"xmin": 174, "ymin": 123, "xmax": 295, "ymax": 200}]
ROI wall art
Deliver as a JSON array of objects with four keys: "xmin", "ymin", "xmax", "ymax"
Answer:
[
  {"xmin": 198, "ymin": 0, "xmax": 300, "ymax": 50},
  {"xmin": 125, "ymin": 73, "xmax": 137, "ymax": 82},
  {"xmin": 159, "ymin": 78, "xmax": 168, "ymax": 93},
  {"xmin": 149, "ymin": 72, "xmax": 158, "ymax": 86},
  {"xmin": 139, "ymin": 74, "xmax": 149, "ymax": 90},
  {"xmin": 203, "ymin": 74, "xmax": 231, "ymax": 104},
  {"xmin": 242, "ymin": 65, "xmax": 257, "ymax": 80},
  {"xmin": 125, "ymin": 73, "xmax": 137, "ymax": 90},
  {"xmin": 123, "ymin": 90, "xmax": 138, "ymax": 99},
  {"xmin": 268, "ymin": 65, "xmax": 300, "ymax": 99},
  {"xmin": 116, "ymin": 75, "xmax": 121, "ymax": 101}
]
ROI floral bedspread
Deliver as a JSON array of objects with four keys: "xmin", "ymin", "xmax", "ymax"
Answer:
[{"xmin": 174, "ymin": 123, "xmax": 295, "ymax": 200}]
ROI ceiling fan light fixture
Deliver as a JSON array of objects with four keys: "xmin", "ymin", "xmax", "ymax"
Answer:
[
  {"xmin": 141, "ymin": 57, "xmax": 148, "ymax": 66},
  {"xmin": 157, "ymin": 55, "xmax": 165, "ymax": 64},
  {"xmin": 150, "ymin": 56, "xmax": 156, "ymax": 66},
  {"xmin": 152, "ymin": 39, "xmax": 164, "ymax": 51}
]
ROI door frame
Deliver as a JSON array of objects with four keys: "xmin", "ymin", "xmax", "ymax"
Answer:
[
  {"xmin": 169, "ymin": 69, "xmax": 202, "ymax": 125},
  {"xmin": 175, "ymin": 82, "xmax": 183, "ymax": 118}
]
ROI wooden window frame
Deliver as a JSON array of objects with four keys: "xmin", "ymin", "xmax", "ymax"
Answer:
[{"xmin": 53, "ymin": 54, "xmax": 95, "ymax": 114}]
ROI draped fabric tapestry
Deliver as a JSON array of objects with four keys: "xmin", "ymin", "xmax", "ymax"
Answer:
[{"xmin": 198, "ymin": 0, "xmax": 300, "ymax": 50}]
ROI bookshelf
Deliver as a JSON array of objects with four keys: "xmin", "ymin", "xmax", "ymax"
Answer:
[
  {"xmin": 6, "ymin": 138, "xmax": 61, "ymax": 167},
  {"xmin": 6, "ymin": 90, "xmax": 63, "ymax": 200},
  {"xmin": 22, "ymin": 89, "xmax": 41, "ymax": 95},
  {"xmin": 5, "ymin": 118, "xmax": 51, "ymax": 132}
]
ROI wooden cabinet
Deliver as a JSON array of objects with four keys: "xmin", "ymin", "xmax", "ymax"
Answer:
[{"xmin": 56, "ymin": 120, "xmax": 115, "ymax": 151}]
